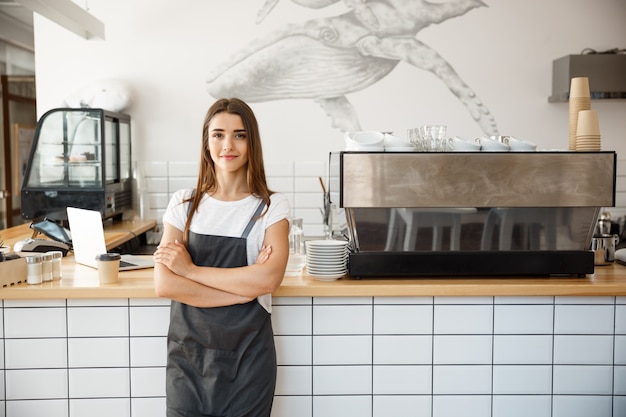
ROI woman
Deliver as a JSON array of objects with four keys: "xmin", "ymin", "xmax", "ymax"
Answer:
[{"xmin": 154, "ymin": 98, "xmax": 290, "ymax": 417}]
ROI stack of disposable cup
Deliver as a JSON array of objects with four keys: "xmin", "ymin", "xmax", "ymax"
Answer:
[
  {"xmin": 575, "ymin": 109, "xmax": 601, "ymax": 151},
  {"xmin": 568, "ymin": 77, "xmax": 591, "ymax": 150}
]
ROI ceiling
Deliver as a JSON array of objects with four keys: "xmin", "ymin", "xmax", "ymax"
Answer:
[
  {"xmin": 0, "ymin": 0, "xmax": 105, "ymax": 75},
  {"xmin": 0, "ymin": 0, "xmax": 35, "ymax": 52}
]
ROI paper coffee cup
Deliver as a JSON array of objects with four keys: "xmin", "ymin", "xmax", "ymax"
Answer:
[
  {"xmin": 576, "ymin": 109, "xmax": 601, "ymax": 137},
  {"xmin": 95, "ymin": 253, "xmax": 121, "ymax": 284},
  {"xmin": 570, "ymin": 77, "xmax": 590, "ymax": 98}
]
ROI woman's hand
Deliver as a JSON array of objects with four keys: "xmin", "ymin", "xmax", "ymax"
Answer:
[
  {"xmin": 155, "ymin": 241, "xmax": 272, "ymax": 283},
  {"xmin": 153, "ymin": 239, "xmax": 195, "ymax": 278},
  {"xmin": 256, "ymin": 245, "xmax": 272, "ymax": 264}
]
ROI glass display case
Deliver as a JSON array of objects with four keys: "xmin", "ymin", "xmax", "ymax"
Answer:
[{"xmin": 21, "ymin": 108, "xmax": 133, "ymax": 222}]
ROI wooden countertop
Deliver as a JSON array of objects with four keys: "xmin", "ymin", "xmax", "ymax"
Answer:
[
  {"xmin": 1, "ymin": 255, "xmax": 626, "ymax": 299},
  {"xmin": 3, "ymin": 221, "xmax": 626, "ymax": 299},
  {"xmin": 1, "ymin": 219, "xmax": 157, "ymax": 252}
]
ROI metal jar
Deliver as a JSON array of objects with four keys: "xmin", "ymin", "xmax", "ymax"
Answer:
[{"xmin": 591, "ymin": 234, "xmax": 620, "ymax": 265}]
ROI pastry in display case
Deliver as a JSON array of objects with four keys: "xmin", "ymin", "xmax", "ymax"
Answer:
[{"xmin": 21, "ymin": 108, "xmax": 133, "ymax": 222}]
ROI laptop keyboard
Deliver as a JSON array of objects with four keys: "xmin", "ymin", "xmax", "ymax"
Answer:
[{"xmin": 119, "ymin": 260, "xmax": 136, "ymax": 268}]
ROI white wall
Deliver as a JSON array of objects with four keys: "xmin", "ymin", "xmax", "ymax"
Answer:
[
  {"xmin": 33, "ymin": 0, "xmax": 626, "ymax": 159},
  {"xmin": 32, "ymin": 0, "xmax": 626, "ymax": 231}
]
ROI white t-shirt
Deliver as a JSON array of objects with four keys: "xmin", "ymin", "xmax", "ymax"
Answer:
[{"xmin": 162, "ymin": 189, "xmax": 290, "ymax": 312}]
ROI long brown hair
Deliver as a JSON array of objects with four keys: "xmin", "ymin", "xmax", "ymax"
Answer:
[{"xmin": 182, "ymin": 98, "xmax": 273, "ymax": 243}]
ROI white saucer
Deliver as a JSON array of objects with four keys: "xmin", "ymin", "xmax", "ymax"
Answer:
[
  {"xmin": 306, "ymin": 240, "xmax": 349, "ymax": 247},
  {"xmin": 308, "ymin": 271, "xmax": 346, "ymax": 281},
  {"xmin": 307, "ymin": 252, "xmax": 347, "ymax": 259},
  {"xmin": 307, "ymin": 266, "xmax": 346, "ymax": 274}
]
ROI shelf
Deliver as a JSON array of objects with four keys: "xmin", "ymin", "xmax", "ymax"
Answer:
[
  {"xmin": 42, "ymin": 161, "xmax": 101, "ymax": 167},
  {"xmin": 548, "ymin": 92, "xmax": 626, "ymax": 103},
  {"xmin": 550, "ymin": 54, "xmax": 626, "ymax": 103}
]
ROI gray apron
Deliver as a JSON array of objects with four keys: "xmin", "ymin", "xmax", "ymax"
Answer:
[{"xmin": 166, "ymin": 200, "xmax": 276, "ymax": 417}]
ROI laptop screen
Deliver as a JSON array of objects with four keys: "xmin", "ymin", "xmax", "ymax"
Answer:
[{"xmin": 66, "ymin": 207, "xmax": 107, "ymax": 268}]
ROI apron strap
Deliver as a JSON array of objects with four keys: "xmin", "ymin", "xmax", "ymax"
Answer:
[
  {"xmin": 241, "ymin": 200, "xmax": 266, "ymax": 238},
  {"xmin": 186, "ymin": 189, "xmax": 265, "ymax": 239}
]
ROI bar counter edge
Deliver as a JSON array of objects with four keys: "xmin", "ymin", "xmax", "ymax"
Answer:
[{"xmin": 2, "ymin": 257, "xmax": 626, "ymax": 299}]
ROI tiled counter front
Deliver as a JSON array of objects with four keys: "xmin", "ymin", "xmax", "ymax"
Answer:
[
  {"xmin": 1, "ymin": 296, "xmax": 625, "ymax": 417},
  {"xmin": 0, "ymin": 298, "xmax": 170, "ymax": 417}
]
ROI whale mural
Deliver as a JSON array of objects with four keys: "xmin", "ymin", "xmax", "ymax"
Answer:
[{"xmin": 206, "ymin": 0, "xmax": 499, "ymax": 135}]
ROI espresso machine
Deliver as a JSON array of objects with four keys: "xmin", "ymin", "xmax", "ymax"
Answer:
[{"xmin": 329, "ymin": 151, "xmax": 616, "ymax": 278}]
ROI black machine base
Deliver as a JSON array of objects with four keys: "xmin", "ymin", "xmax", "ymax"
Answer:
[{"xmin": 348, "ymin": 250, "xmax": 595, "ymax": 279}]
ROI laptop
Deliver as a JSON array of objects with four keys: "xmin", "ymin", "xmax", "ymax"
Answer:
[{"xmin": 67, "ymin": 207, "xmax": 155, "ymax": 271}]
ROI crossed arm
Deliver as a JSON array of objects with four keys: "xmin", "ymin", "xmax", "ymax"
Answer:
[{"xmin": 153, "ymin": 219, "xmax": 289, "ymax": 308}]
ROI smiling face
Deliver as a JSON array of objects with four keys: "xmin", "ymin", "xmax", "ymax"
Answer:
[{"xmin": 208, "ymin": 112, "xmax": 249, "ymax": 175}]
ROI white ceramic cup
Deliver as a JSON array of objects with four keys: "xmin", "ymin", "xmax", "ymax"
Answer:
[
  {"xmin": 351, "ymin": 131, "xmax": 385, "ymax": 146},
  {"xmin": 478, "ymin": 136, "xmax": 510, "ymax": 151},
  {"xmin": 449, "ymin": 136, "xmax": 481, "ymax": 151},
  {"xmin": 95, "ymin": 253, "xmax": 121, "ymax": 284},
  {"xmin": 345, "ymin": 131, "xmax": 385, "ymax": 151},
  {"xmin": 508, "ymin": 136, "xmax": 537, "ymax": 152},
  {"xmin": 384, "ymin": 133, "xmax": 412, "ymax": 148}
]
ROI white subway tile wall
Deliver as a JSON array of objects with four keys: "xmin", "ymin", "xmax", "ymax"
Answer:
[
  {"xmin": 1, "ymin": 296, "xmax": 625, "ymax": 417},
  {"xmin": 136, "ymin": 160, "xmax": 329, "ymax": 240},
  {"xmin": 612, "ymin": 159, "xmax": 626, "ymax": 220}
]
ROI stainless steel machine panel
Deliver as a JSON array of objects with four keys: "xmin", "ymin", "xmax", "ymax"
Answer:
[{"xmin": 340, "ymin": 152, "xmax": 615, "ymax": 208}]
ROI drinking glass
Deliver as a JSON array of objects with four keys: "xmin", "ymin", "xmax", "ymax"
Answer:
[
  {"xmin": 418, "ymin": 125, "xmax": 447, "ymax": 151},
  {"xmin": 286, "ymin": 217, "xmax": 306, "ymax": 276},
  {"xmin": 407, "ymin": 128, "xmax": 422, "ymax": 151}
]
